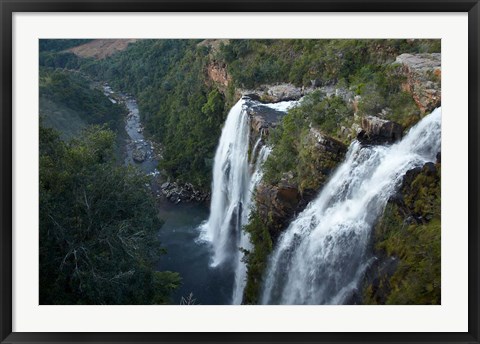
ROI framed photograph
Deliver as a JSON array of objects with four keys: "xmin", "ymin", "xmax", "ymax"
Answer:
[{"xmin": 1, "ymin": 0, "xmax": 479, "ymax": 343}]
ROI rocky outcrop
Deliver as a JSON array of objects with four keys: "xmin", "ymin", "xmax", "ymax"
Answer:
[
  {"xmin": 308, "ymin": 127, "xmax": 348, "ymax": 156},
  {"xmin": 206, "ymin": 60, "xmax": 231, "ymax": 89},
  {"xmin": 159, "ymin": 181, "xmax": 209, "ymax": 204},
  {"xmin": 396, "ymin": 53, "xmax": 441, "ymax": 113},
  {"xmin": 240, "ymin": 82, "xmax": 354, "ymax": 106},
  {"xmin": 240, "ymin": 83, "xmax": 302, "ymax": 103},
  {"xmin": 256, "ymin": 178, "xmax": 301, "ymax": 239},
  {"xmin": 250, "ymin": 114, "xmax": 268, "ymax": 134},
  {"xmin": 266, "ymin": 84, "xmax": 303, "ymax": 102},
  {"xmin": 319, "ymin": 85, "xmax": 355, "ymax": 104},
  {"xmin": 244, "ymin": 98, "xmax": 287, "ymax": 145},
  {"xmin": 357, "ymin": 116, "xmax": 403, "ymax": 144}
]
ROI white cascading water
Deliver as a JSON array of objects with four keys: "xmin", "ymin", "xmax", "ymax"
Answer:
[
  {"xmin": 203, "ymin": 99, "xmax": 249, "ymax": 268},
  {"xmin": 202, "ymin": 98, "xmax": 272, "ymax": 304},
  {"xmin": 261, "ymin": 107, "xmax": 441, "ymax": 305},
  {"xmin": 231, "ymin": 144, "xmax": 271, "ymax": 304}
]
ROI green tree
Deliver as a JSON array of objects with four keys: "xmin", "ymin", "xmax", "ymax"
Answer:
[{"xmin": 40, "ymin": 125, "xmax": 180, "ymax": 304}]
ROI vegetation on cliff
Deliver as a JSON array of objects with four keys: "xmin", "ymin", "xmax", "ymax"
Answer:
[
  {"xmin": 363, "ymin": 162, "xmax": 441, "ymax": 304},
  {"xmin": 263, "ymin": 91, "xmax": 351, "ymax": 189},
  {"xmin": 241, "ymin": 211, "xmax": 274, "ymax": 304},
  {"xmin": 218, "ymin": 39, "xmax": 440, "ymax": 89},
  {"xmin": 240, "ymin": 40, "xmax": 440, "ymax": 304}
]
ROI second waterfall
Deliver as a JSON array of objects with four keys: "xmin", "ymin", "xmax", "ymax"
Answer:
[{"xmin": 202, "ymin": 98, "xmax": 271, "ymax": 304}]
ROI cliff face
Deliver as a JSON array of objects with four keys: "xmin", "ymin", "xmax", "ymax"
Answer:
[
  {"xmin": 207, "ymin": 60, "xmax": 231, "ymax": 90},
  {"xmin": 244, "ymin": 100, "xmax": 286, "ymax": 146},
  {"xmin": 357, "ymin": 115, "xmax": 404, "ymax": 145},
  {"xmin": 254, "ymin": 125, "xmax": 347, "ymax": 240},
  {"xmin": 396, "ymin": 53, "xmax": 441, "ymax": 113}
]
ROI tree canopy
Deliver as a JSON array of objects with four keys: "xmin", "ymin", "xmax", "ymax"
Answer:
[{"xmin": 40, "ymin": 125, "xmax": 180, "ymax": 304}]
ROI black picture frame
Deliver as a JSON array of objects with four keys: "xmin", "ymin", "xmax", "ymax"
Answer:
[{"xmin": 1, "ymin": 1, "xmax": 479, "ymax": 343}]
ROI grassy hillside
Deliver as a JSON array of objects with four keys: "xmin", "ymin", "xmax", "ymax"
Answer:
[{"xmin": 39, "ymin": 67, "xmax": 125, "ymax": 139}]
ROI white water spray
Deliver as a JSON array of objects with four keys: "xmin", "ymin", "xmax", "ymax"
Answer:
[
  {"xmin": 203, "ymin": 98, "xmax": 272, "ymax": 304},
  {"xmin": 261, "ymin": 108, "xmax": 441, "ymax": 305}
]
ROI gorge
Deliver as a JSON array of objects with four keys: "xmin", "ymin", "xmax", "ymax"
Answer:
[{"xmin": 39, "ymin": 39, "xmax": 442, "ymax": 305}]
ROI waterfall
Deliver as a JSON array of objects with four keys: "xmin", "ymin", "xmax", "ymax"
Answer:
[
  {"xmin": 202, "ymin": 98, "xmax": 272, "ymax": 304},
  {"xmin": 261, "ymin": 107, "xmax": 441, "ymax": 305},
  {"xmin": 251, "ymin": 130, "xmax": 264, "ymax": 162},
  {"xmin": 203, "ymin": 99, "xmax": 250, "ymax": 268},
  {"xmin": 232, "ymin": 144, "xmax": 271, "ymax": 304}
]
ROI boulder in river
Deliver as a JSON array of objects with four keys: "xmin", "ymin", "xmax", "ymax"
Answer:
[
  {"xmin": 132, "ymin": 146, "xmax": 147, "ymax": 162},
  {"xmin": 160, "ymin": 181, "xmax": 210, "ymax": 203}
]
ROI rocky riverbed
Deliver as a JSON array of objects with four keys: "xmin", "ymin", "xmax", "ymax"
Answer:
[{"xmin": 102, "ymin": 84, "xmax": 209, "ymax": 204}]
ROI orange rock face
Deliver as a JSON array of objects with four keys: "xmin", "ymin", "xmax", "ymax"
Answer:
[
  {"xmin": 396, "ymin": 53, "xmax": 441, "ymax": 114},
  {"xmin": 207, "ymin": 61, "xmax": 231, "ymax": 88}
]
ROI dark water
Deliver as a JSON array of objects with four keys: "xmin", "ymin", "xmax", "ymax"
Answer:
[
  {"xmin": 103, "ymin": 84, "xmax": 233, "ymax": 305},
  {"xmin": 156, "ymin": 202, "xmax": 234, "ymax": 305}
]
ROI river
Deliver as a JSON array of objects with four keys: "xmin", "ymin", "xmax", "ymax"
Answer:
[{"xmin": 102, "ymin": 84, "xmax": 233, "ymax": 305}]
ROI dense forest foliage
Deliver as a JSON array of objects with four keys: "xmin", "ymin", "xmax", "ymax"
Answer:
[
  {"xmin": 217, "ymin": 39, "xmax": 440, "ymax": 88},
  {"xmin": 39, "ymin": 125, "xmax": 180, "ymax": 304},
  {"xmin": 39, "ymin": 43, "xmax": 181, "ymax": 303},
  {"xmin": 74, "ymin": 40, "xmax": 226, "ymax": 188}
]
